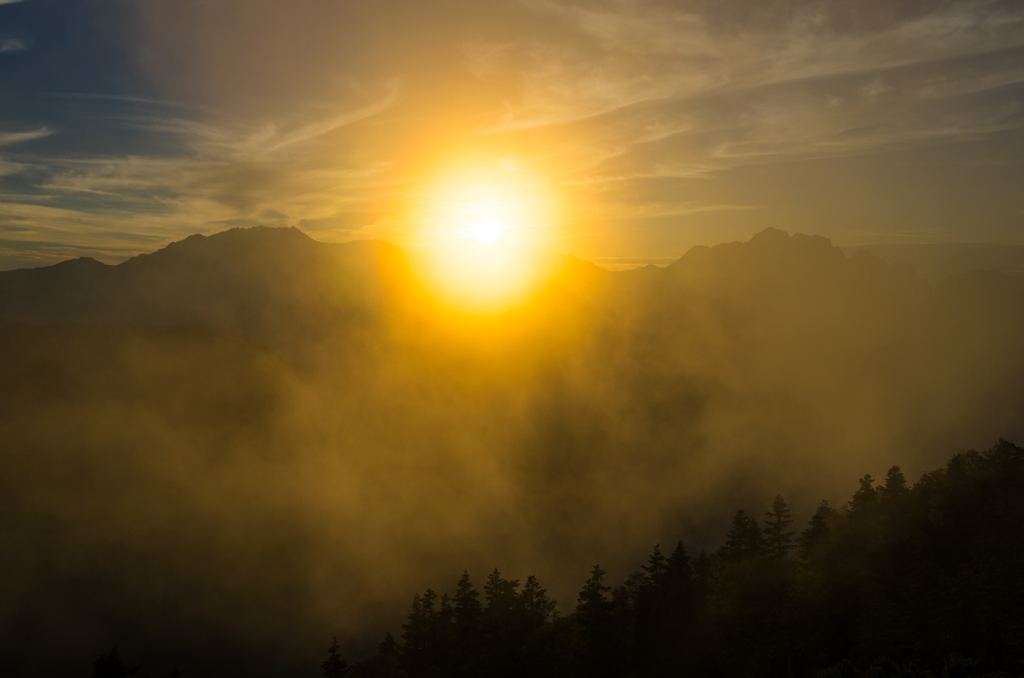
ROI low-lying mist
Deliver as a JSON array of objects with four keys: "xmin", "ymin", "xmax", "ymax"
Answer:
[{"xmin": 2, "ymin": 226, "xmax": 1023, "ymax": 676}]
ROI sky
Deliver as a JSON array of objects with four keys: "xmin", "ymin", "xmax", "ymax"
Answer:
[{"xmin": 1, "ymin": 0, "xmax": 1023, "ymax": 270}]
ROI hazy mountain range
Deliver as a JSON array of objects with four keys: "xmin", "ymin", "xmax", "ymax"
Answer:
[
  {"xmin": 2, "ymin": 226, "xmax": 1024, "ymax": 677},
  {"xmin": 839, "ymin": 242, "xmax": 1024, "ymax": 284}
]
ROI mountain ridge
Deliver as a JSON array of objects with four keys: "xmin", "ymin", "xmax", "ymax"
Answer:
[{"xmin": 8, "ymin": 224, "xmax": 1014, "ymax": 352}]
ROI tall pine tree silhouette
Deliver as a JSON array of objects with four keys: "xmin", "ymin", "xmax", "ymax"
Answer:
[
  {"xmin": 576, "ymin": 564, "xmax": 610, "ymax": 621},
  {"xmin": 850, "ymin": 474, "xmax": 877, "ymax": 513},
  {"xmin": 642, "ymin": 543, "xmax": 668, "ymax": 587},
  {"xmin": 454, "ymin": 570, "xmax": 481, "ymax": 627},
  {"xmin": 322, "ymin": 637, "xmax": 351, "ymax": 678},
  {"xmin": 763, "ymin": 495, "xmax": 795, "ymax": 559},
  {"xmin": 880, "ymin": 465, "xmax": 909, "ymax": 502},
  {"xmin": 91, "ymin": 647, "xmax": 139, "ymax": 678},
  {"xmin": 798, "ymin": 500, "xmax": 837, "ymax": 560},
  {"xmin": 521, "ymin": 575, "xmax": 557, "ymax": 626},
  {"xmin": 722, "ymin": 510, "xmax": 765, "ymax": 560}
]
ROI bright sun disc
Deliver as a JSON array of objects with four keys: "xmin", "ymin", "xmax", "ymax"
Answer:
[
  {"xmin": 466, "ymin": 218, "xmax": 502, "ymax": 243},
  {"xmin": 410, "ymin": 168, "xmax": 560, "ymax": 315},
  {"xmin": 461, "ymin": 200, "xmax": 508, "ymax": 244}
]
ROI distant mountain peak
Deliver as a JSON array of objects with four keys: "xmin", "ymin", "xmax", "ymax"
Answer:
[
  {"xmin": 55, "ymin": 256, "xmax": 107, "ymax": 269},
  {"xmin": 671, "ymin": 227, "xmax": 841, "ymax": 268},
  {"xmin": 748, "ymin": 227, "xmax": 836, "ymax": 252},
  {"xmin": 118, "ymin": 225, "xmax": 319, "ymax": 270},
  {"xmin": 165, "ymin": 225, "xmax": 312, "ymax": 248},
  {"xmin": 659, "ymin": 226, "xmax": 925, "ymax": 299},
  {"xmin": 747, "ymin": 227, "xmax": 792, "ymax": 244},
  {"xmin": 206, "ymin": 225, "xmax": 309, "ymax": 240}
]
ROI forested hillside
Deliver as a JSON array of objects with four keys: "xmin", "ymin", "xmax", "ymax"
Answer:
[{"xmin": 341, "ymin": 441, "xmax": 1024, "ymax": 678}]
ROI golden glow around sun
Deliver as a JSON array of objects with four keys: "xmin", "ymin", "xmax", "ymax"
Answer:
[{"xmin": 410, "ymin": 166, "xmax": 561, "ymax": 315}]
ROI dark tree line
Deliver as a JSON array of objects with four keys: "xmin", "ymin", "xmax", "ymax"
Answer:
[
  {"xmin": 332, "ymin": 441, "xmax": 1024, "ymax": 678},
  {"xmin": 90, "ymin": 647, "xmax": 180, "ymax": 678}
]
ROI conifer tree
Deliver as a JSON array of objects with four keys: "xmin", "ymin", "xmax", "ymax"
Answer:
[
  {"xmin": 400, "ymin": 590, "xmax": 441, "ymax": 675},
  {"xmin": 798, "ymin": 500, "xmax": 837, "ymax": 560},
  {"xmin": 643, "ymin": 543, "xmax": 668, "ymax": 587},
  {"xmin": 521, "ymin": 575, "xmax": 557, "ymax": 625},
  {"xmin": 763, "ymin": 495, "xmax": 796, "ymax": 559},
  {"xmin": 576, "ymin": 565, "xmax": 615, "ymax": 678},
  {"xmin": 421, "ymin": 589, "xmax": 437, "ymax": 614},
  {"xmin": 483, "ymin": 568, "xmax": 520, "ymax": 616},
  {"xmin": 576, "ymin": 564, "xmax": 611, "ymax": 622},
  {"xmin": 850, "ymin": 474, "xmax": 877, "ymax": 513},
  {"xmin": 453, "ymin": 570, "xmax": 481, "ymax": 627},
  {"xmin": 722, "ymin": 509, "xmax": 765, "ymax": 560},
  {"xmin": 880, "ymin": 465, "xmax": 909, "ymax": 501},
  {"xmin": 377, "ymin": 632, "xmax": 399, "ymax": 656},
  {"xmin": 401, "ymin": 593, "xmax": 430, "ymax": 656},
  {"xmin": 666, "ymin": 540, "xmax": 693, "ymax": 588},
  {"xmin": 322, "ymin": 637, "xmax": 351, "ymax": 678},
  {"xmin": 357, "ymin": 633, "xmax": 400, "ymax": 678},
  {"xmin": 91, "ymin": 647, "xmax": 139, "ymax": 678}
]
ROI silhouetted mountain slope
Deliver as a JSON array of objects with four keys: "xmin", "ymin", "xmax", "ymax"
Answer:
[
  {"xmin": 0, "ymin": 227, "xmax": 611, "ymax": 355},
  {"xmin": 0, "ymin": 256, "xmax": 112, "ymax": 321},
  {"xmin": 654, "ymin": 229, "xmax": 927, "ymax": 339},
  {"xmin": 0, "ymin": 227, "xmax": 411, "ymax": 348},
  {"xmin": 648, "ymin": 228, "xmax": 929, "ymax": 360}
]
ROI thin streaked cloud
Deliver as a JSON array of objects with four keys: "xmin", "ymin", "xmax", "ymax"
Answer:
[
  {"xmin": 0, "ymin": 128, "xmax": 51, "ymax": 146},
  {"xmin": 0, "ymin": 38, "xmax": 28, "ymax": 53}
]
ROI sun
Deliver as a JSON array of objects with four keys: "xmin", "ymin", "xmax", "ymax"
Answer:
[
  {"xmin": 462, "ymin": 201, "xmax": 507, "ymax": 244},
  {"xmin": 467, "ymin": 219, "xmax": 502, "ymax": 243},
  {"xmin": 409, "ymin": 171, "xmax": 559, "ymax": 315}
]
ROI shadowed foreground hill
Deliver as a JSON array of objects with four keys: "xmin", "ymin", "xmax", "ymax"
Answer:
[{"xmin": 1, "ymin": 227, "xmax": 1024, "ymax": 676}]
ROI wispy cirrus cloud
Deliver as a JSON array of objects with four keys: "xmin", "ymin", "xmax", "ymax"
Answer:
[
  {"xmin": 0, "ymin": 128, "xmax": 51, "ymax": 146},
  {"xmin": 481, "ymin": 0, "xmax": 1024, "ymax": 154},
  {"xmin": 0, "ymin": 89, "xmax": 401, "ymax": 267},
  {"xmin": 451, "ymin": 0, "xmax": 1024, "ymax": 230}
]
